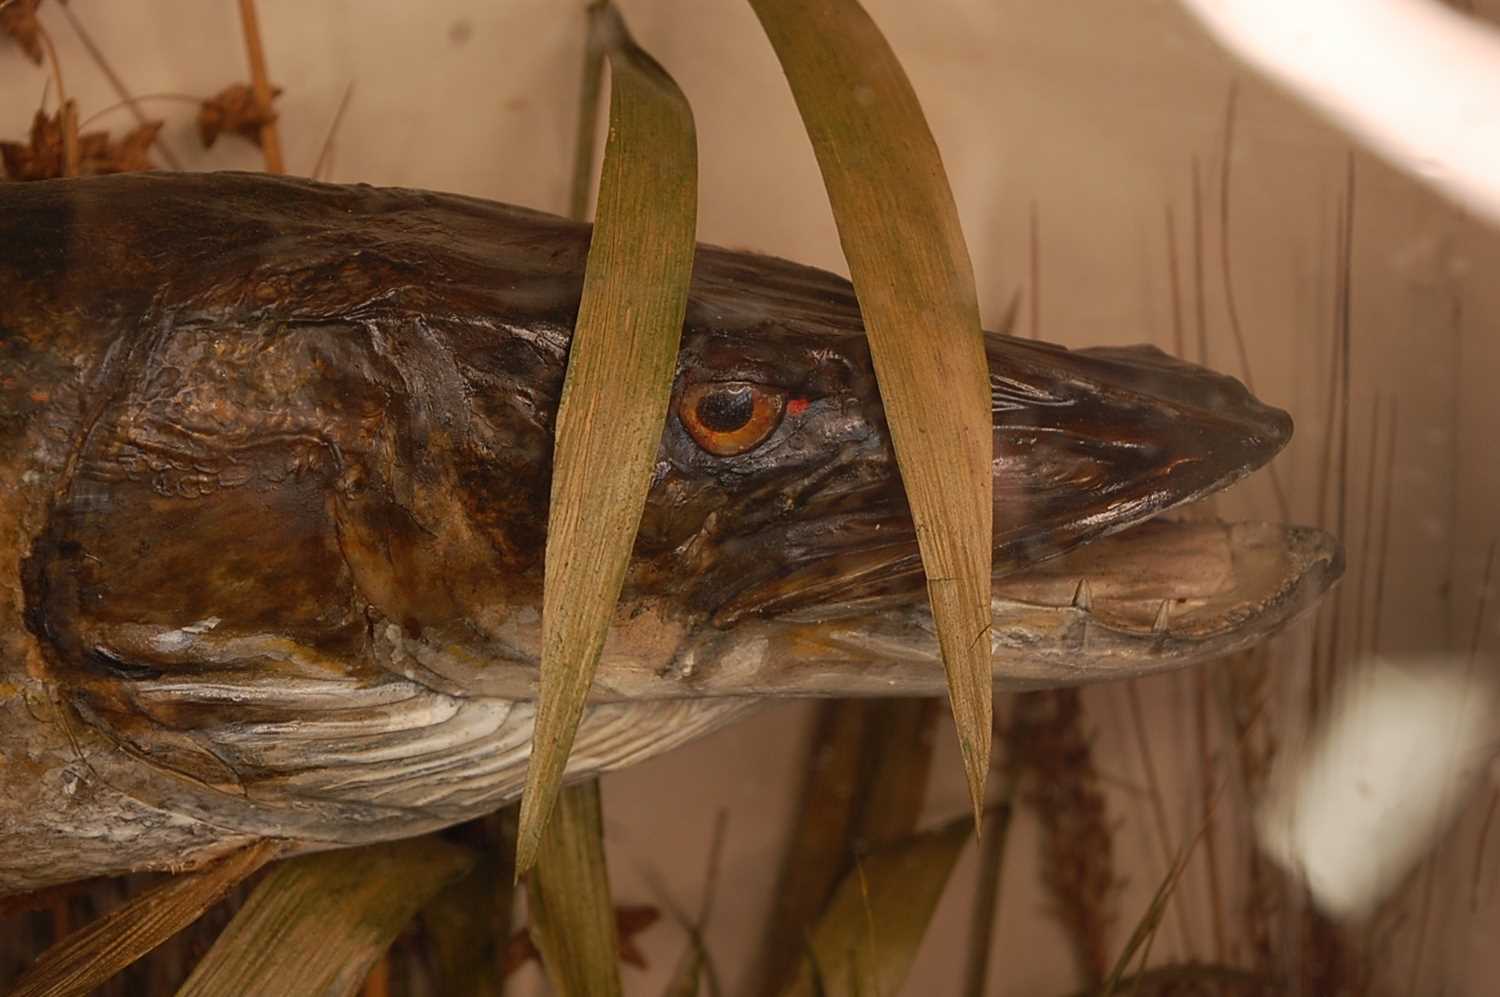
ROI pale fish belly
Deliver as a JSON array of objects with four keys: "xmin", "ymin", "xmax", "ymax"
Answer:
[{"xmin": 0, "ymin": 662, "xmax": 756, "ymax": 895}]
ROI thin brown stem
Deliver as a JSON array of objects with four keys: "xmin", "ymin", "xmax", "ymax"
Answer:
[
  {"xmin": 1216, "ymin": 83, "xmax": 1254, "ymax": 396},
  {"xmin": 1351, "ymin": 394, "xmax": 1382, "ymax": 664},
  {"xmin": 311, "ymin": 82, "xmax": 356, "ymax": 181},
  {"xmin": 32, "ymin": 22, "xmax": 77, "ymax": 176},
  {"xmin": 1314, "ymin": 200, "xmax": 1345, "ymax": 533},
  {"xmin": 1123, "ymin": 680, "xmax": 1197, "ymax": 956},
  {"xmin": 77, "ymin": 93, "xmax": 204, "ymax": 131},
  {"xmin": 569, "ymin": 2, "xmax": 610, "ymax": 221},
  {"xmin": 1190, "ymin": 158, "xmax": 1209, "ymax": 367},
  {"xmin": 1028, "ymin": 200, "xmax": 1041, "ymax": 340},
  {"xmin": 56, "ymin": 0, "xmax": 185, "ymax": 170},
  {"xmin": 1217, "ymin": 83, "xmax": 1289, "ymax": 522},
  {"xmin": 1165, "ymin": 204, "xmax": 1185, "ymax": 360},
  {"xmin": 58, "ymin": 99, "xmax": 79, "ymax": 178},
  {"xmin": 961, "ymin": 780, "xmax": 1015, "ymax": 997},
  {"xmin": 1473, "ymin": 788, "xmax": 1499, "ymax": 914},
  {"xmin": 1370, "ymin": 399, "xmax": 1398, "ymax": 655},
  {"xmin": 1327, "ymin": 157, "xmax": 1356, "ymax": 700},
  {"xmin": 1413, "ymin": 539, "xmax": 1499, "ymax": 986},
  {"xmin": 1194, "ymin": 671, "xmax": 1227, "ymax": 963},
  {"xmin": 237, "ymin": 0, "xmax": 284, "ymax": 174}
]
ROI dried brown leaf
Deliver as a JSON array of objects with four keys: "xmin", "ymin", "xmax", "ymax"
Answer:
[
  {"xmin": 93, "ymin": 120, "xmax": 161, "ymax": 173},
  {"xmin": 2, "ymin": 108, "xmax": 162, "ymax": 180},
  {"xmin": 2, "ymin": 109, "xmax": 65, "ymax": 180},
  {"xmin": 197, "ymin": 82, "xmax": 282, "ymax": 150},
  {"xmin": 0, "ymin": 0, "xmax": 44, "ymax": 65},
  {"xmin": 516, "ymin": 1, "xmax": 697, "ymax": 871},
  {"xmin": 749, "ymin": 0, "xmax": 994, "ymax": 823},
  {"xmin": 174, "ymin": 838, "xmax": 472, "ymax": 997}
]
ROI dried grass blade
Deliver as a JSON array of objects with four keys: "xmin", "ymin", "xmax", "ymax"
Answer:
[
  {"xmin": 853, "ymin": 698, "xmax": 942, "ymax": 844},
  {"xmin": 419, "ymin": 848, "xmax": 513, "ymax": 996},
  {"xmin": 1064, "ymin": 963, "xmax": 1275, "ymax": 997},
  {"xmin": 751, "ymin": 702, "xmax": 870, "ymax": 996},
  {"xmin": 752, "ymin": 699, "xmax": 939, "ymax": 996},
  {"xmin": 779, "ymin": 817, "xmax": 972, "ymax": 997},
  {"xmin": 659, "ymin": 809, "xmax": 730, "ymax": 997},
  {"xmin": 749, "ymin": 0, "xmax": 994, "ymax": 822},
  {"xmin": 525, "ymin": 780, "xmax": 624, "ymax": 997},
  {"xmin": 174, "ymin": 838, "xmax": 472, "ymax": 997},
  {"xmin": 1099, "ymin": 814, "xmax": 1211, "ymax": 997},
  {"xmin": 660, "ymin": 928, "xmax": 719, "ymax": 997},
  {"xmin": 515, "ymin": 1, "xmax": 698, "ymax": 874},
  {"xmin": 961, "ymin": 781, "xmax": 1016, "ymax": 997},
  {"xmin": 9, "ymin": 840, "xmax": 277, "ymax": 997}
]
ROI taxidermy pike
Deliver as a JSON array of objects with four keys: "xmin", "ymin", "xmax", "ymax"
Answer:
[{"xmin": 0, "ymin": 173, "xmax": 1339, "ymax": 894}]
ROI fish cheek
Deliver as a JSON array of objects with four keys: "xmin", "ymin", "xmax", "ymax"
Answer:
[
  {"xmin": 331, "ymin": 471, "xmax": 528, "ymax": 636},
  {"xmin": 25, "ymin": 471, "xmax": 361, "ymax": 676}
]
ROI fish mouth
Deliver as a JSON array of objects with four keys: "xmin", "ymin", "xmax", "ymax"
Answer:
[
  {"xmin": 758, "ymin": 518, "xmax": 1342, "ymax": 691},
  {"xmin": 703, "ymin": 334, "xmax": 1320, "ymax": 631}
]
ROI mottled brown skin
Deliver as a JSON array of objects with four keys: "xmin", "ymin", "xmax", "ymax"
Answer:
[{"xmin": 0, "ymin": 173, "xmax": 1338, "ymax": 893}]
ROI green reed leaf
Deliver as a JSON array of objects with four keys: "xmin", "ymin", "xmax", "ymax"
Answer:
[
  {"xmin": 526, "ymin": 780, "xmax": 624, "ymax": 997},
  {"xmin": 8, "ymin": 841, "xmax": 277, "ymax": 997},
  {"xmin": 173, "ymin": 838, "xmax": 472, "ymax": 997},
  {"xmin": 748, "ymin": 0, "xmax": 995, "ymax": 825},
  {"xmin": 515, "ymin": 0, "xmax": 698, "ymax": 876},
  {"xmin": 780, "ymin": 817, "xmax": 972, "ymax": 997},
  {"xmin": 751, "ymin": 699, "xmax": 941, "ymax": 996}
]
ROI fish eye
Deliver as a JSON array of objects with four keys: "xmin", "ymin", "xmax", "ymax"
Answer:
[{"xmin": 679, "ymin": 381, "xmax": 787, "ymax": 457}]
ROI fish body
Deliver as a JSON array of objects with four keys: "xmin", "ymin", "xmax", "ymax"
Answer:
[{"xmin": 0, "ymin": 173, "xmax": 1339, "ymax": 893}]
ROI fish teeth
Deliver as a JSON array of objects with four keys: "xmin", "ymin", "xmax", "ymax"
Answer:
[
  {"xmin": 1152, "ymin": 599, "xmax": 1173, "ymax": 635},
  {"xmin": 1071, "ymin": 579, "xmax": 1093, "ymax": 612}
]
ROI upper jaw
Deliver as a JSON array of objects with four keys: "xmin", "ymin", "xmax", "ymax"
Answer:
[{"xmin": 691, "ymin": 333, "xmax": 1300, "ymax": 625}]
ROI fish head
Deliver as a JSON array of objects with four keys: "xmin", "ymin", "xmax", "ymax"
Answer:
[{"xmin": 0, "ymin": 174, "xmax": 1340, "ymax": 892}]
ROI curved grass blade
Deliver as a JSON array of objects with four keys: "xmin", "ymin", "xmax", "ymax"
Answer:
[
  {"xmin": 9, "ymin": 840, "xmax": 277, "ymax": 997},
  {"xmin": 778, "ymin": 817, "xmax": 973, "ymax": 997},
  {"xmin": 1068, "ymin": 963, "xmax": 1275, "ymax": 997},
  {"xmin": 418, "ymin": 824, "xmax": 515, "ymax": 997},
  {"xmin": 514, "ymin": 0, "xmax": 698, "ymax": 876},
  {"xmin": 658, "ymin": 809, "xmax": 730, "ymax": 997},
  {"xmin": 751, "ymin": 699, "xmax": 940, "ymax": 996},
  {"xmin": 748, "ymin": 0, "xmax": 995, "ymax": 824},
  {"xmin": 962, "ymin": 782, "xmax": 1016, "ymax": 997},
  {"xmin": 173, "ymin": 838, "xmax": 473, "ymax": 997},
  {"xmin": 525, "ymin": 780, "xmax": 624, "ymax": 997},
  {"xmin": 1098, "ymin": 816, "xmax": 1210, "ymax": 997}
]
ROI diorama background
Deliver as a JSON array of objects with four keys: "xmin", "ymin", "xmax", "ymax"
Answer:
[{"xmin": 3, "ymin": 1, "xmax": 1498, "ymax": 993}]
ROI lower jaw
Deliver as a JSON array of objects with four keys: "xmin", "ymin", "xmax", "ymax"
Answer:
[{"xmin": 672, "ymin": 514, "xmax": 1340, "ymax": 697}]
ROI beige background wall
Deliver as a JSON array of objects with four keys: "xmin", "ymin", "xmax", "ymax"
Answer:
[{"xmin": 4, "ymin": 1, "xmax": 1497, "ymax": 992}]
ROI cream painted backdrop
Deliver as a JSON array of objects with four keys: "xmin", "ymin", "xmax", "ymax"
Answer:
[{"xmin": 3, "ymin": 1, "xmax": 1497, "ymax": 993}]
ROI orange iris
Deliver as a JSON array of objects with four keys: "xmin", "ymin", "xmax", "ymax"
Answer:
[{"xmin": 678, "ymin": 381, "xmax": 787, "ymax": 457}]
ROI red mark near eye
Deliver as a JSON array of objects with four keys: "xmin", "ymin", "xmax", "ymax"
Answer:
[{"xmin": 788, "ymin": 397, "xmax": 810, "ymax": 417}]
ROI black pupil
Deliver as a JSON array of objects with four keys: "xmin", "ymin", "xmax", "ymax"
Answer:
[{"xmin": 696, "ymin": 386, "xmax": 755, "ymax": 433}]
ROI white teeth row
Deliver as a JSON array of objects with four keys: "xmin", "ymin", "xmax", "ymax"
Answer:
[{"xmin": 1046, "ymin": 579, "xmax": 1177, "ymax": 637}]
